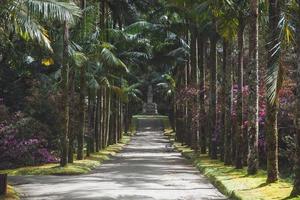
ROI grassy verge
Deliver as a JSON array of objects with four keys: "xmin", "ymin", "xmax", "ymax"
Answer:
[
  {"xmin": 0, "ymin": 185, "xmax": 19, "ymax": 200},
  {"xmin": 165, "ymin": 130, "xmax": 300, "ymax": 200},
  {"xmin": 0, "ymin": 136, "xmax": 130, "ymax": 176}
]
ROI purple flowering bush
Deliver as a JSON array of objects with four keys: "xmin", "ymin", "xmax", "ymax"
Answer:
[{"xmin": 0, "ymin": 111, "xmax": 58, "ymax": 169}]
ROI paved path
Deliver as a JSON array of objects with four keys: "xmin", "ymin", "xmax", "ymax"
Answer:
[{"xmin": 9, "ymin": 118, "xmax": 227, "ymax": 200}]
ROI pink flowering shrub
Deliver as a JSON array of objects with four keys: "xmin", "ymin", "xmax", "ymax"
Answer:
[{"xmin": 0, "ymin": 111, "xmax": 58, "ymax": 169}]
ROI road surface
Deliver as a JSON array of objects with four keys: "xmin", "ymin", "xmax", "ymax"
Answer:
[{"xmin": 9, "ymin": 118, "xmax": 227, "ymax": 200}]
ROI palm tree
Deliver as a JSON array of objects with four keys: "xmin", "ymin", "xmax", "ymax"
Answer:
[
  {"xmin": 0, "ymin": 0, "xmax": 81, "ymax": 51},
  {"xmin": 265, "ymin": 0, "xmax": 281, "ymax": 183},
  {"xmin": 209, "ymin": 24, "xmax": 218, "ymax": 159},
  {"xmin": 60, "ymin": 20, "xmax": 70, "ymax": 167},
  {"xmin": 198, "ymin": 35, "xmax": 207, "ymax": 154},
  {"xmin": 291, "ymin": 0, "xmax": 300, "ymax": 195},
  {"xmin": 76, "ymin": 0, "xmax": 87, "ymax": 161},
  {"xmin": 247, "ymin": 0, "xmax": 259, "ymax": 175}
]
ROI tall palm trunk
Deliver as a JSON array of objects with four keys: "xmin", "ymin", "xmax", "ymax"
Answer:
[
  {"xmin": 235, "ymin": 15, "xmax": 245, "ymax": 169},
  {"xmin": 218, "ymin": 40, "xmax": 228, "ymax": 161},
  {"xmin": 77, "ymin": 62, "xmax": 85, "ymax": 160},
  {"xmin": 98, "ymin": 88, "xmax": 103, "ymax": 150},
  {"xmin": 209, "ymin": 31, "xmax": 218, "ymax": 159},
  {"xmin": 117, "ymin": 98, "xmax": 121, "ymax": 141},
  {"xmin": 247, "ymin": 0, "xmax": 259, "ymax": 175},
  {"xmin": 224, "ymin": 43, "xmax": 233, "ymax": 165},
  {"xmin": 95, "ymin": 91, "xmax": 100, "ymax": 152},
  {"xmin": 198, "ymin": 36, "xmax": 206, "ymax": 154},
  {"xmin": 124, "ymin": 102, "xmax": 129, "ymax": 134},
  {"xmin": 105, "ymin": 88, "xmax": 111, "ymax": 146},
  {"xmin": 77, "ymin": 0, "xmax": 86, "ymax": 161},
  {"xmin": 190, "ymin": 27, "xmax": 198, "ymax": 150},
  {"xmin": 102, "ymin": 87, "xmax": 108, "ymax": 148},
  {"xmin": 291, "ymin": 0, "xmax": 300, "ymax": 195},
  {"xmin": 68, "ymin": 67, "xmax": 75, "ymax": 163},
  {"xmin": 265, "ymin": 0, "xmax": 280, "ymax": 183},
  {"xmin": 220, "ymin": 40, "xmax": 227, "ymax": 162},
  {"xmin": 60, "ymin": 20, "xmax": 70, "ymax": 167}
]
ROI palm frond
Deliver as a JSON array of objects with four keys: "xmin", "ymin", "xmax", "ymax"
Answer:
[
  {"xmin": 25, "ymin": 0, "xmax": 81, "ymax": 23},
  {"xmin": 15, "ymin": 11, "xmax": 52, "ymax": 51},
  {"xmin": 100, "ymin": 48, "xmax": 129, "ymax": 72}
]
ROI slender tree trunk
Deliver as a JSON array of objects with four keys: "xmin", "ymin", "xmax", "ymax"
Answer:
[
  {"xmin": 87, "ymin": 91, "xmax": 95, "ymax": 153},
  {"xmin": 98, "ymin": 88, "xmax": 103, "ymax": 150},
  {"xmin": 291, "ymin": 0, "xmax": 300, "ymax": 196},
  {"xmin": 119, "ymin": 98, "xmax": 123, "ymax": 141},
  {"xmin": 106, "ymin": 88, "xmax": 111, "ymax": 146},
  {"xmin": 95, "ymin": 91, "xmax": 100, "ymax": 152},
  {"xmin": 235, "ymin": 16, "xmax": 245, "ymax": 169},
  {"xmin": 190, "ymin": 27, "xmax": 198, "ymax": 150},
  {"xmin": 103, "ymin": 87, "xmax": 107, "ymax": 148},
  {"xmin": 266, "ymin": 0, "xmax": 280, "ymax": 183},
  {"xmin": 209, "ymin": 32, "xmax": 218, "ymax": 159},
  {"xmin": 231, "ymin": 44, "xmax": 237, "ymax": 164},
  {"xmin": 247, "ymin": 0, "xmax": 259, "ymax": 175},
  {"xmin": 77, "ymin": 63, "xmax": 85, "ymax": 160},
  {"xmin": 76, "ymin": 0, "xmax": 86, "ymax": 161},
  {"xmin": 199, "ymin": 38, "xmax": 207, "ymax": 154},
  {"xmin": 60, "ymin": 21, "xmax": 70, "ymax": 167},
  {"xmin": 219, "ymin": 40, "xmax": 227, "ymax": 162},
  {"xmin": 124, "ymin": 103, "xmax": 129, "ymax": 134},
  {"xmin": 68, "ymin": 67, "xmax": 75, "ymax": 163},
  {"xmin": 224, "ymin": 43, "xmax": 233, "ymax": 165}
]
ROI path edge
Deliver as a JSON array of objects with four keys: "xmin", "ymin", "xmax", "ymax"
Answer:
[{"xmin": 163, "ymin": 130, "xmax": 239, "ymax": 200}]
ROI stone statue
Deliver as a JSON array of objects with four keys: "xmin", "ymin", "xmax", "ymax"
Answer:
[
  {"xmin": 147, "ymin": 85, "xmax": 153, "ymax": 103},
  {"xmin": 142, "ymin": 85, "xmax": 158, "ymax": 115}
]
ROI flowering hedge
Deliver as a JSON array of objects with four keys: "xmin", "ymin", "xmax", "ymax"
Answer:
[{"xmin": 0, "ymin": 111, "xmax": 58, "ymax": 169}]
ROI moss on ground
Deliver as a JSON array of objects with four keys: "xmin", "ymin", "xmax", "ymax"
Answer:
[
  {"xmin": 165, "ymin": 130, "xmax": 300, "ymax": 200},
  {"xmin": 0, "ymin": 136, "xmax": 130, "ymax": 176},
  {"xmin": 0, "ymin": 185, "xmax": 19, "ymax": 200}
]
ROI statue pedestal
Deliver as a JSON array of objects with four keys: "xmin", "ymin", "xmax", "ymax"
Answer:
[{"xmin": 142, "ymin": 102, "xmax": 158, "ymax": 115}]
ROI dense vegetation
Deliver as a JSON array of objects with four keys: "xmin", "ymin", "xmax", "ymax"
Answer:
[{"xmin": 1, "ymin": 0, "xmax": 300, "ymax": 199}]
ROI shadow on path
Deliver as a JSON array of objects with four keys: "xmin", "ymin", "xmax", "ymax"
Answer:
[{"xmin": 9, "ymin": 117, "xmax": 227, "ymax": 200}]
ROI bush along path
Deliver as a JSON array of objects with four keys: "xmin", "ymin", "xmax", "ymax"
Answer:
[
  {"xmin": 0, "ymin": 136, "xmax": 131, "ymax": 200},
  {"xmin": 164, "ymin": 130, "xmax": 300, "ymax": 200},
  {"xmin": 7, "ymin": 117, "xmax": 226, "ymax": 200}
]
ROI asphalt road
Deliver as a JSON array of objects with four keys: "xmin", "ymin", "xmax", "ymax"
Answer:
[{"xmin": 9, "ymin": 118, "xmax": 227, "ymax": 200}]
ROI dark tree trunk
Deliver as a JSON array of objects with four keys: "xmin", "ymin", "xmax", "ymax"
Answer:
[
  {"xmin": 191, "ymin": 27, "xmax": 198, "ymax": 150},
  {"xmin": 0, "ymin": 174, "xmax": 7, "ymax": 195},
  {"xmin": 266, "ymin": 0, "xmax": 280, "ymax": 183},
  {"xmin": 60, "ymin": 21, "xmax": 70, "ymax": 167},
  {"xmin": 291, "ymin": 0, "xmax": 300, "ymax": 196},
  {"xmin": 235, "ymin": 16, "xmax": 245, "ymax": 169},
  {"xmin": 105, "ymin": 88, "xmax": 111, "ymax": 146},
  {"xmin": 68, "ymin": 67, "xmax": 75, "ymax": 163},
  {"xmin": 98, "ymin": 88, "xmax": 103, "ymax": 150},
  {"xmin": 224, "ymin": 43, "xmax": 233, "ymax": 165},
  {"xmin": 95, "ymin": 91, "xmax": 100, "ymax": 152},
  {"xmin": 209, "ymin": 30, "xmax": 218, "ymax": 159},
  {"xmin": 102, "ymin": 87, "xmax": 107, "ymax": 148},
  {"xmin": 77, "ymin": 65, "xmax": 86, "ymax": 160},
  {"xmin": 219, "ymin": 40, "xmax": 227, "ymax": 162},
  {"xmin": 199, "ymin": 38, "xmax": 207, "ymax": 154},
  {"xmin": 247, "ymin": 0, "xmax": 259, "ymax": 175}
]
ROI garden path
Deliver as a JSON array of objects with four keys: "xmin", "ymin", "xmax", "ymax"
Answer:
[{"xmin": 9, "ymin": 118, "xmax": 226, "ymax": 200}]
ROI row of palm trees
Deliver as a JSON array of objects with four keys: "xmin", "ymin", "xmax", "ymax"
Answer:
[
  {"xmin": 165, "ymin": 0, "xmax": 300, "ymax": 196},
  {"xmin": 59, "ymin": 0, "xmax": 148, "ymax": 166},
  {"xmin": 0, "ymin": 0, "xmax": 149, "ymax": 167}
]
